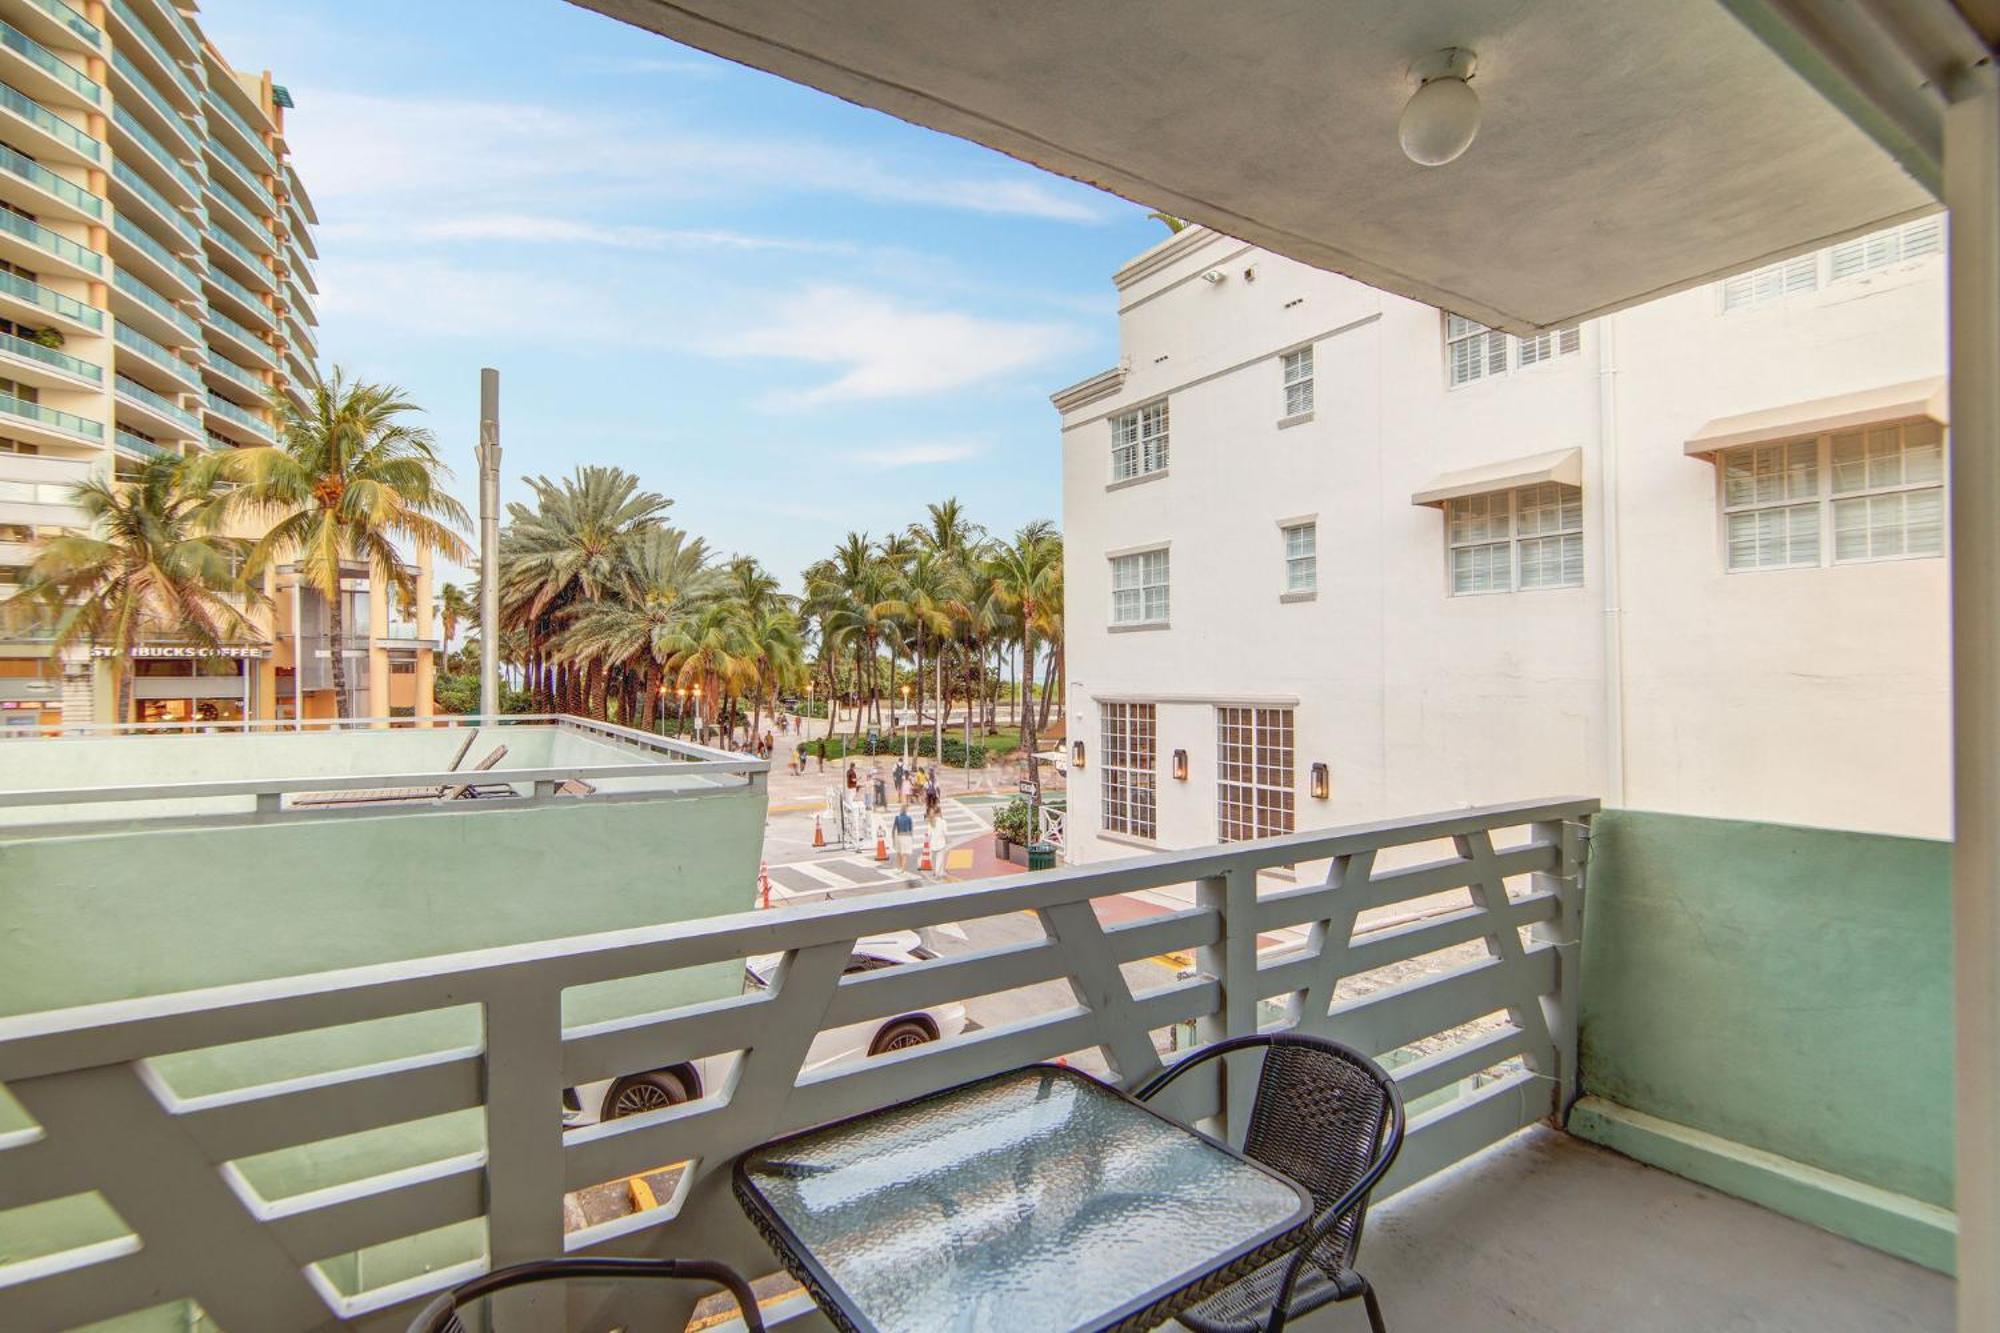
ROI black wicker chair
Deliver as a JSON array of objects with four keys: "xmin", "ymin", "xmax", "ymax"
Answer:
[
  {"xmin": 405, "ymin": 1256, "xmax": 765, "ymax": 1333},
  {"xmin": 1134, "ymin": 1033, "xmax": 1405, "ymax": 1333}
]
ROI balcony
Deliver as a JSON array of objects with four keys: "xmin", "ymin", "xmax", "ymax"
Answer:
[
  {"xmin": 11, "ymin": 0, "xmax": 99, "ymax": 54},
  {"xmin": 111, "ymin": 425, "xmax": 174, "ymax": 461},
  {"xmin": 200, "ymin": 299, "xmax": 274, "ymax": 367},
  {"xmin": 0, "ymin": 387, "xmax": 100, "ymax": 445},
  {"xmin": 110, "ymin": 267, "xmax": 199, "ymax": 346},
  {"xmin": 108, "ymin": 104, "xmax": 203, "ymax": 210},
  {"xmin": 109, "ymin": 159, "xmax": 198, "ymax": 250},
  {"xmin": 204, "ymin": 261, "xmax": 274, "ymax": 328},
  {"xmin": 201, "ymin": 345, "xmax": 265, "ymax": 400},
  {"xmin": 110, "ymin": 214, "xmax": 202, "ymax": 304},
  {"xmin": 285, "ymin": 307, "xmax": 318, "ymax": 361},
  {"xmin": 0, "ymin": 204, "xmax": 98, "ymax": 280},
  {"xmin": 0, "ymin": 327, "xmax": 100, "ymax": 389},
  {"xmin": 0, "ymin": 140, "xmax": 101, "ymax": 225},
  {"xmin": 203, "ymin": 130, "xmax": 271, "ymax": 214},
  {"xmin": 202, "ymin": 388, "xmax": 272, "ymax": 444},
  {"xmin": 202, "ymin": 175, "xmax": 274, "ymax": 254},
  {"xmin": 104, "ymin": 0, "xmax": 198, "ymax": 114},
  {"xmin": 0, "ymin": 265, "xmax": 103, "ymax": 336},
  {"xmin": 0, "ymin": 79, "xmax": 99, "ymax": 166},
  {"xmin": 0, "ymin": 19, "xmax": 99, "ymax": 110},
  {"xmin": 114, "ymin": 372, "xmax": 199, "ymax": 440},
  {"xmin": 201, "ymin": 81, "xmax": 274, "ymax": 173},
  {"xmin": 0, "ymin": 769, "xmax": 1957, "ymax": 1331},
  {"xmin": 107, "ymin": 50, "xmax": 197, "ymax": 161},
  {"xmin": 117, "ymin": 0, "xmax": 193, "ymax": 65},
  {"xmin": 114, "ymin": 321, "xmax": 200, "ymax": 394}
]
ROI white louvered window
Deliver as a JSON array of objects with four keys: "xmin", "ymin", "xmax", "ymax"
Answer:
[
  {"xmin": 1719, "ymin": 255, "xmax": 1820, "ymax": 311},
  {"xmin": 1217, "ymin": 706, "xmax": 1295, "ymax": 842},
  {"xmin": 1283, "ymin": 522, "xmax": 1317, "ymax": 593},
  {"xmin": 1829, "ymin": 217, "xmax": 1944, "ymax": 282},
  {"xmin": 1720, "ymin": 421, "xmax": 1944, "ymax": 571},
  {"xmin": 1446, "ymin": 314, "xmax": 1509, "ymax": 387},
  {"xmin": 1110, "ymin": 549, "xmax": 1170, "ymax": 625},
  {"xmin": 1281, "ymin": 346, "xmax": 1314, "ymax": 416},
  {"xmin": 1100, "ymin": 702, "xmax": 1157, "ymax": 839},
  {"xmin": 1518, "ymin": 326, "xmax": 1582, "ymax": 367},
  {"xmin": 1111, "ymin": 401, "xmax": 1170, "ymax": 481},
  {"xmin": 1446, "ymin": 483, "xmax": 1584, "ymax": 595},
  {"xmin": 1830, "ymin": 421, "xmax": 1945, "ymax": 562}
]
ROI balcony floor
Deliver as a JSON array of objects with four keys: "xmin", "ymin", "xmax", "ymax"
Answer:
[{"xmin": 1290, "ymin": 1126, "xmax": 1951, "ymax": 1332}]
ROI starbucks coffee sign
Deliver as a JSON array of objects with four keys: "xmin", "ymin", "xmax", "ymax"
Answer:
[{"xmin": 91, "ymin": 645, "xmax": 271, "ymax": 659}]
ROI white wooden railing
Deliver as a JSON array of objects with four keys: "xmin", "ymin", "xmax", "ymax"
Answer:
[{"xmin": 0, "ymin": 796, "xmax": 1593, "ymax": 1331}]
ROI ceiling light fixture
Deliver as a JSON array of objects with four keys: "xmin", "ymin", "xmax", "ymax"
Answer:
[{"xmin": 1399, "ymin": 48, "xmax": 1481, "ymax": 167}]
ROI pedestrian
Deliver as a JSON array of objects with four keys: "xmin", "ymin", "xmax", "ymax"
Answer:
[
  {"xmin": 872, "ymin": 768, "xmax": 888, "ymax": 810},
  {"xmin": 911, "ymin": 765, "xmax": 927, "ymax": 803},
  {"xmin": 892, "ymin": 758, "xmax": 907, "ymax": 800},
  {"xmin": 924, "ymin": 802, "xmax": 945, "ymax": 873},
  {"xmin": 816, "ymin": 746, "xmax": 825, "ymax": 773},
  {"xmin": 892, "ymin": 803, "xmax": 914, "ymax": 871},
  {"xmin": 845, "ymin": 761, "xmax": 859, "ymax": 793},
  {"xmin": 764, "ymin": 730, "xmax": 774, "ymax": 758},
  {"xmin": 925, "ymin": 784, "xmax": 942, "ymax": 823}
]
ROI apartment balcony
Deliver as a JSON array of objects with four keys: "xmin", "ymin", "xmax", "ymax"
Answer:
[
  {"xmin": 0, "ymin": 447, "xmax": 88, "ymax": 527},
  {"xmin": 109, "ymin": 159, "xmax": 199, "ymax": 254},
  {"xmin": 113, "ymin": 372, "xmax": 199, "ymax": 441},
  {"xmin": 0, "ymin": 203, "xmax": 98, "ymax": 281},
  {"xmin": 111, "ymin": 425, "xmax": 174, "ymax": 462},
  {"xmin": 116, "ymin": 0, "xmax": 194, "ymax": 65},
  {"xmin": 0, "ymin": 766, "xmax": 1956, "ymax": 1332},
  {"xmin": 109, "ymin": 267, "xmax": 200, "ymax": 348},
  {"xmin": 0, "ymin": 18, "xmax": 100, "ymax": 112},
  {"xmin": 283, "ymin": 273, "xmax": 318, "ymax": 327},
  {"xmin": 0, "ymin": 265, "xmax": 103, "ymax": 338},
  {"xmin": 285, "ymin": 307, "xmax": 318, "ymax": 361},
  {"xmin": 0, "ymin": 327, "xmax": 100, "ymax": 391},
  {"xmin": 0, "ymin": 140, "xmax": 101, "ymax": 226},
  {"xmin": 205, "ymin": 219, "xmax": 274, "ymax": 290},
  {"xmin": 113, "ymin": 321, "xmax": 201, "ymax": 395},
  {"xmin": 106, "ymin": 50, "xmax": 197, "ymax": 162},
  {"xmin": 0, "ymin": 80, "xmax": 99, "ymax": 169},
  {"xmin": 108, "ymin": 104, "xmax": 204, "ymax": 212},
  {"xmin": 9, "ymin": 0, "xmax": 101, "ymax": 57},
  {"xmin": 202, "ymin": 176, "xmax": 274, "ymax": 255},
  {"xmin": 200, "ymin": 345, "xmax": 265, "ymax": 402},
  {"xmin": 103, "ymin": 0, "xmax": 199, "ymax": 116},
  {"xmin": 0, "ymin": 387, "xmax": 100, "ymax": 449},
  {"xmin": 204, "ymin": 262, "xmax": 275, "ymax": 330},
  {"xmin": 201, "ymin": 80, "xmax": 273, "ymax": 174},
  {"xmin": 202, "ymin": 388, "xmax": 272, "ymax": 445},
  {"xmin": 200, "ymin": 299, "xmax": 274, "ymax": 368},
  {"xmin": 109, "ymin": 214, "xmax": 202, "ymax": 306},
  {"xmin": 203, "ymin": 131, "xmax": 271, "ymax": 215}
]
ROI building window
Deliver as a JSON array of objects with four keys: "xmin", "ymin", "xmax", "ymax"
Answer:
[
  {"xmin": 1446, "ymin": 314, "xmax": 1508, "ymax": 386},
  {"xmin": 1446, "ymin": 483, "xmax": 1584, "ymax": 595},
  {"xmin": 1282, "ymin": 522, "xmax": 1317, "ymax": 593},
  {"xmin": 1829, "ymin": 217, "xmax": 1943, "ymax": 282},
  {"xmin": 1217, "ymin": 706, "xmax": 1294, "ymax": 842},
  {"xmin": 1517, "ymin": 326, "xmax": 1581, "ymax": 366},
  {"xmin": 1720, "ymin": 255, "xmax": 1819, "ymax": 311},
  {"xmin": 1100, "ymin": 702, "xmax": 1157, "ymax": 839},
  {"xmin": 1110, "ymin": 549, "xmax": 1170, "ymax": 625},
  {"xmin": 1281, "ymin": 346, "xmax": 1314, "ymax": 416},
  {"xmin": 1111, "ymin": 400, "xmax": 1169, "ymax": 481},
  {"xmin": 390, "ymin": 660, "xmax": 418, "ymax": 675},
  {"xmin": 1720, "ymin": 421, "xmax": 1944, "ymax": 571}
]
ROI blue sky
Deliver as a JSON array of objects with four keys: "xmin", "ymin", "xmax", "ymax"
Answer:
[{"xmin": 196, "ymin": 0, "xmax": 1163, "ymax": 587}]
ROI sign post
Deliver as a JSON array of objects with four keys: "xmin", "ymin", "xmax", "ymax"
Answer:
[{"xmin": 477, "ymin": 369, "xmax": 502, "ymax": 720}]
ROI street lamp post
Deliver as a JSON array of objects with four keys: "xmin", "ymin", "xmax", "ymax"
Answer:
[
  {"xmin": 901, "ymin": 683, "xmax": 911, "ymax": 763},
  {"xmin": 692, "ymin": 683, "xmax": 703, "ymax": 743},
  {"xmin": 677, "ymin": 687, "xmax": 688, "ymax": 737}
]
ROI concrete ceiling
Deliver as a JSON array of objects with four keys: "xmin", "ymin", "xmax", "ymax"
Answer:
[{"xmin": 570, "ymin": 0, "xmax": 1948, "ymax": 333}]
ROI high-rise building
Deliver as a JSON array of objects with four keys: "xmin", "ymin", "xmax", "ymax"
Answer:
[
  {"xmin": 1055, "ymin": 220, "xmax": 1948, "ymax": 864},
  {"xmin": 0, "ymin": 0, "xmax": 437, "ymax": 728}
]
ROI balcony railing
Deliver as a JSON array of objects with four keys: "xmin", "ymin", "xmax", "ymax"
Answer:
[
  {"xmin": 0, "ymin": 19, "xmax": 100, "ymax": 104},
  {"xmin": 203, "ymin": 176, "xmax": 270, "ymax": 244},
  {"xmin": 0, "ymin": 327, "xmax": 99, "ymax": 381},
  {"xmin": 111, "ymin": 104, "xmax": 201, "ymax": 203},
  {"xmin": 202, "ymin": 85, "xmax": 273, "ymax": 169},
  {"xmin": 109, "ymin": 51, "xmax": 196, "ymax": 156},
  {"xmin": 204, "ymin": 131, "xmax": 270, "ymax": 208},
  {"xmin": 0, "ymin": 265, "xmax": 103, "ymax": 329},
  {"xmin": 202, "ymin": 302, "xmax": 273, "ymax": 362},
  {"xmin": 117, "ymin": 373, "xmax": 198, "ymax": 432},
  {"xmin": 115, "ymin": 322, "xmax": 198, "ymax": 388},
  {"xmin": 202, "ymin": 346, "xmax": 264, "ymax": 398},
  {"xmin": 106, "ymin": 0, "xmax": 197, "ymax": 108},
  {"xmin": 203, "ymin": 390, "xmax": 270, "ymax": 437},
  {"xmin": 112, "ymin": 268, "xmax": 199, "ymax": 340},
  {"xmin": 0, "ymin": 386, "xmax": 100, "ymax": 439},
  {"xmin": 203, "ymin": 220, "xmax": 271, "ymax": 285},
  {"xmin": 111, "ymin": 215, "xmax": 200, "ymax": 299},
  {"xmin": 0, "ymin": 141, "xmax": 100, "ymax": 218},
  {"xmin": 0, "ymin": 79, "xmax": 99, "ymax": 159},
  {"xmin": 0, "ymin": 787, "xmax": 1589, "ymax": 1328},
  {"xmin": 110, "ymin": 159, "xmax": 197, "ymax": 246},
  {"xmin": 205, "ymin": 262, "xmax": 269, "ymax": 321},
  {"xmin": 112, "ymin": 425, "xmax": 172, "ymax": 460},
  {"xmin": 22, "ymin": 0, "xmax": 99, "ymax": 47},
  {"xmin": 0, "ymin": 202, "xmax": 99, "ymax": 274}
]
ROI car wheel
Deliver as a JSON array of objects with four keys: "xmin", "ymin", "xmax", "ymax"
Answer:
[
  {"xmin": 870, "ymin": 1018, "xmax": 936, "ymax": 1056},
  {"xmin": 603, "ymin": 1069, "xmax": 692, "ymax": 1119}
]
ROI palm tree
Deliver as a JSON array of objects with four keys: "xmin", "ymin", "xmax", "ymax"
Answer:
[
  {"xmin": 202, "ymin": 369, "xmax": 469, "ymax": 720},
  {"xmin": 660, "ymin": 600, "xmax": 758, "ymax": 738},
  {"xmin": 743, "ymin": 601, "xmax": 804, "ymax": 737},
  {"xmin": 555, "ymin": 526, "xmax": 717, "ymax": 731},
  {"xmin": 10, "ymin": 455, "xmax": 261, "ymax": 722},
  {"xmin": 437, "ymin": 581, "xmax": 473, "ymax": 669},
  {"xmin": 987, "ymin": 523, "xmax": 1063, "ymax": 799}
]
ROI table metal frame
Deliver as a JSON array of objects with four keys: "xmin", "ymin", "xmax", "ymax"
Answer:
[{"xmin": 733, "ymin": 1063, "xmax": 1315, "ymax": 1333}]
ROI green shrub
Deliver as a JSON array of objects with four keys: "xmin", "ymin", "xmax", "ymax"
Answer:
[{"xmin": 993, "ymin": 798, "xmax": 1033, "ymax": 844}]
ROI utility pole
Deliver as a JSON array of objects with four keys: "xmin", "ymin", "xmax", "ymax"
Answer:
[{"xmin": 477, "ymin": 369, "xmax": 501, "ymax": 720}]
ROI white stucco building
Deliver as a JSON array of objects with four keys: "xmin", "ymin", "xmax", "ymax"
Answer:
[{"xmin": 1057, "ymin": 221, "xmax": 1950, "ymax": 861}]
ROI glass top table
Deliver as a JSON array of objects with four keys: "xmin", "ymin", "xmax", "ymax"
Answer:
[{"xmin": 733, "ymin": 1064, "xmax": 1314, "ymax": 1333}]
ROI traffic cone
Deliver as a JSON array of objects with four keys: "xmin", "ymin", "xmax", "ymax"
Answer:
[
  {"xmin": 919, "ymin": 833, "xmax": 934, "ymax": 873},
  {"xmin": 874, "ymin": 824, "xmax": 890, "ymax": 863},
  {"xmin": 759, "ymin": 860, "xmax": 772, "ymax": 909},
  {"xmin": 812, "ymin": 814, "xmax": 826, "ymax": 848}
]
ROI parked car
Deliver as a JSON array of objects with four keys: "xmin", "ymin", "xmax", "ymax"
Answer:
[{"xmin": 563, "ymin": 931, "xmax": 968, "ymax": 1126}]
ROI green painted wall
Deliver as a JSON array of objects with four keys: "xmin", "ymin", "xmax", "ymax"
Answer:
[
  {"xmin": 0, "ymin": 785, "xmax": 766, "ymax": 1313},
  {"xmin": 1578, "ymin": 809, "xmax": 1954, "ymax": 1246}
]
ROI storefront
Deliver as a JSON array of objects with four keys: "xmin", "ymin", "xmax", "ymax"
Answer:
[{"xmin": 95, "ymin": 645, "xmax": 269, "ymax": 724}]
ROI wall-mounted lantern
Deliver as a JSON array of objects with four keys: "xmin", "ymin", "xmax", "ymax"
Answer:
[
  {"xmin": 1310, "ymin": 762, "xmax": 1331, "ymax": 801},
  {"xmin": 1071, "ymin": 741, "xmax": 1086, "ymax": 769},
  {"xmin": 1173, "ymin": 749, "xmax": 1189, "ymax": 782}
]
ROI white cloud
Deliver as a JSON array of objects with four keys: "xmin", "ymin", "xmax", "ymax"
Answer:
[
  {"xmin": 715, "ymin": 286, "xmax": 1085, "ymax": 406},
  {"xmin": 850, "ymin": 440, "xmax": 989, "ymax": 468},
  {"xmin": 405, "ymin": 214, "xmax": 851, "ymax": 255}
]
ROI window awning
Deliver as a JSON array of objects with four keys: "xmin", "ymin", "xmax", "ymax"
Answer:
[
  {"xmin": 1683, "ymin": 377, "xmax": 1948, "ymax": 457},
  {"xmin": 1411, "ymin": 448, "xmax": 1582, "ymax": 508}
]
